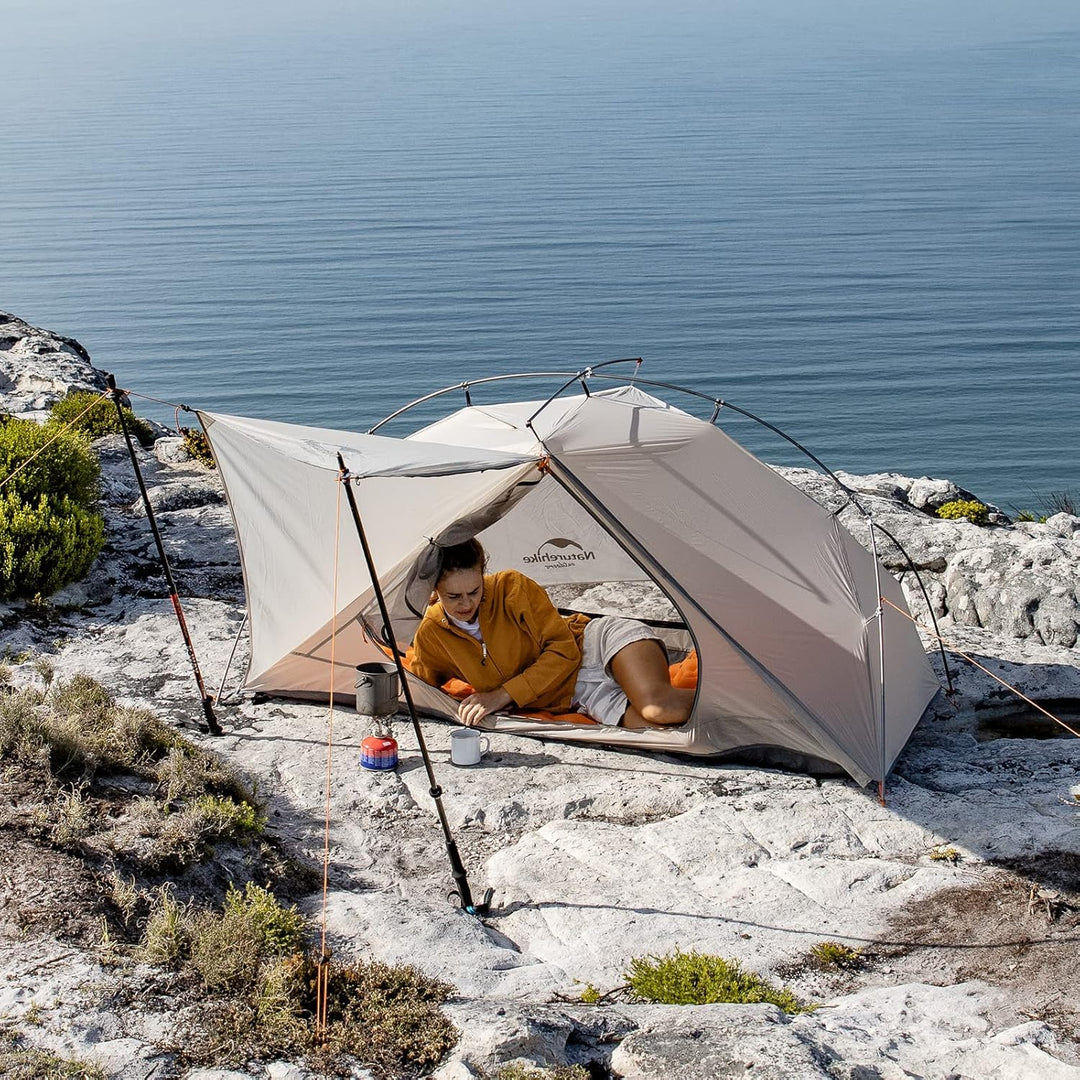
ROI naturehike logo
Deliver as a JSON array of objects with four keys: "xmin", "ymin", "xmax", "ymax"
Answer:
[{"xmin": 521, "ymin": 538, "xmax": 596, "ymax": 567}]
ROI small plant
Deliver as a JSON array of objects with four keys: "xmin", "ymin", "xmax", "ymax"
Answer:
[
  {"xmin": 0, "ymin": 1036, "xmax": 106, "ymax": 1080},
  {"xmin": 624, "ymin": 948, "xmax": 807, "ymax": 1014},
  {"xmin": 579, "ymin": 983, "xmax": 601, "ymax": 1004},
  {"xmin": 1044, "ymin": 490, "xmax": 1077, "ymax": 517},
  {"xmin": 190, "ymin": 794, "xmax": 265, "ymax": 840},
  {"xmin": 936, "ymin": 500, "xmax": 990, "ymax": 526},
  {"xmin": 32, "ymin": 657, "xmax": 55, "ymax": 685},
  {"xmin": 223, "ymin": 882, "xmax": 305, "ymax": 955},
  {"xmin": 180, "ymin": 427, "xmax": 216, "ymax": 469},
  {"xmin": 50, "ymin": 786, "xmax": 92, "ymax": 846},
  {"xmin": 139, "ymin": 886, "xmax": 191, "ymax": 969},
  {"xmin": 22, "ymin": 1003, "xmax": 45, "ymax": 1027},
  {"xmin": 49, "ymin": 390, "xmax": 155, "ymax": 447},
  {"xmin": 104, "ymin": 871, "xmax": 140, "ymax": 925},
  {"xmin": 807, "ymin": 941, "xmax": 864, "ymax": 971},
  {"xmin": 494, "ymin": 1065, "xmax": 592, "ymax": 1080},
  {"xmin": 930, "ymin": 846, "xmax": 963, "ymax": 863},
  {"xmin": 96, "ymin": 916, "xmax": 123, "ymax": 965}
]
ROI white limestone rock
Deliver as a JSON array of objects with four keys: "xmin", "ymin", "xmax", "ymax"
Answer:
[
  {"xmin": 2, "ymin": 312, "xmax": 1080, "ymax": 1080},
  {"xmin": 0, "ymin": 311, "xmax": 106, "ymax": 418}
]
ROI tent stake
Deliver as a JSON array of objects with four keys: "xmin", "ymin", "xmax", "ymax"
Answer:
[
  {"xmin": 106, "ymin": 375, "xmax": 222, "ymax": 735},
  {"xmin": 336, "ymin": 454, "xmax": 491, "ymax": 917}
]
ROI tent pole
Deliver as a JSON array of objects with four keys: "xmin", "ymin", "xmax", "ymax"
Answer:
[
  {"xmin": 868, "ymin": 520, "xmax": 888, "ymax": 804},
  {"xmin": 336, "ymin": 454, "xmax": 491, "ymax": 917},
  {"xmin": 106, "ymin": 374, "xmax": 222, "ymax": 735}
]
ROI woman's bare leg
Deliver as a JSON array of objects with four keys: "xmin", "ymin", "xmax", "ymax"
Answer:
[{"xmin": 609, "ymin": 639, "xmax": 694, "ymax": 727}]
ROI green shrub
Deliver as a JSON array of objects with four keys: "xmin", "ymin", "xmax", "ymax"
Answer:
[
  {"xmin": 49, "ymin": 390, "xmax": 155, "ymax": 447},
  {"xmin": 0, "ymin": 418, "xmax": 105, "ymax": 601},
  {"xmin": 0, "ymin": 416, "xmax": 100, "ymax": 505},
  {"xmin": 624, "ymin": 948, "xmax": 807, "ymax": 1014},
  {"xmin": 188, "ymin": 794, "xmax": 265, "ymax": 841},
  {"xmin": 807, "ymin": 941, "xmax": 864, "ymax": 971},
  {"xmin": 181, "ymin": 427, "xmax": 216, "ymax": 469},
  {"xmin": 223, "ymin": 882, "xmax": 305, "ymax": 955},
  {"xmin": 190, "ymin": 884, "xmax": 305, "ymax": 991},
  {"xmin": 0, "ymin": 492, "xmax": 105, "ymax": 601},
  {"xmin": 288, "ymin": 955, "xmax": 458, "ymax": 1075},
  {"xmin": 936, "ymin": 499, "xmax": 990, "ymax": 526},
  {"xmin": 929, "ymin": 846, "xmax": 962, "ymax": 863}
]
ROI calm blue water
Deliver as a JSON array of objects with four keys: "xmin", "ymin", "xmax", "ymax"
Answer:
[{"xmin": 3, "ymin": 1, "xmax": 1079, "ymax": 509}]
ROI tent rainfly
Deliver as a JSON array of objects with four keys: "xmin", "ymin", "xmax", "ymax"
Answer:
[{"xmin": 200, "ymin": 383, "xmax": 941, "ymax": 787}]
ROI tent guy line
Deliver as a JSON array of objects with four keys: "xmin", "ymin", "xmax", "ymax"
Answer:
[{"xmin": 881, "ymin": 597, "xmax": 1080, "ymax": 740}]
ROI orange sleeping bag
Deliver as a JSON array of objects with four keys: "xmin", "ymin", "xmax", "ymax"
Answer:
[{"xmin": 439, "ymin": 649, "xmax": 699, "ymax": 725}]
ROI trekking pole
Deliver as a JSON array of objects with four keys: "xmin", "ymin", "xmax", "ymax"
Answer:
[
  {"xmin": 106, "ymin": 374, "xmax": 222, "ymax": 735},
  {"xmin": 337, "ymin": 454, "xmax": 491, "ymax": 916}
]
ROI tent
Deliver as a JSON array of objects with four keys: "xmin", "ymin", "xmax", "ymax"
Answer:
[{"xmin": 200, "ymin": 381, "xmax": 941, "ymax": 787}]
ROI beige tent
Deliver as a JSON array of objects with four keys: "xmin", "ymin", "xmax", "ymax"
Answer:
[{"xmin": 201, "ymin": 383, "xmax": 941, "ymax": 786}]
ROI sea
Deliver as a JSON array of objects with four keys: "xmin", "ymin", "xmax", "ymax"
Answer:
[{"xmin": 3, "ymin": 0, "xmax": 1078, "ymax": 511}]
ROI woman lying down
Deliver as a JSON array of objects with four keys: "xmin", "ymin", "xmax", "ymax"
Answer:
[{"xmin": 406, "ymin": 539, "xmax": 694, "ymax": 730}]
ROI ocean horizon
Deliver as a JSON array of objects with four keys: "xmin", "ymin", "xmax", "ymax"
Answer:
[{"xmin": 3, "ymin": 0, "xmax": 1078, "ymax": 509}]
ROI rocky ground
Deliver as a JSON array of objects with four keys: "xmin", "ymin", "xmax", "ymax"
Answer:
[{"xmin": 1, "ymin": 311, "xmax": 1079, "ymax": 1079}]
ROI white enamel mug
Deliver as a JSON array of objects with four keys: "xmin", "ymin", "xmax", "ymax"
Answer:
[{"xmin": 450, "ymin": 728, "xmax": 489, "ymax": 766}]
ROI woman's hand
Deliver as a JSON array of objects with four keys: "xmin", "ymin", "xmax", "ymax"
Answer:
[{"xmin": 458, "ymin": 687, "xmax": 512, "ymax": 727}]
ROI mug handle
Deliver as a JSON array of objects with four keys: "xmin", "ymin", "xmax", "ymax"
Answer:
[{"xmin": 479, "ymin": 736, "xmax": 490, "ymax": 754}]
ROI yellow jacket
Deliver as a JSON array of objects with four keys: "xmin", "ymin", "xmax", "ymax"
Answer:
[{"xmin": 409, "ymin": 570, "xmax": 588, "ymax": 711}]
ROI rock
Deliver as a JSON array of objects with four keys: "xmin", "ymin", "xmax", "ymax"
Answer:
[
  {"xmin": 0, "ymin": 311, "xmax": 106, "ymax": 418},
  {"xmin": 1045, "ymin": 512, "xmax": 1080, "ymax": 537},
  {"xmin": 3, "ymin": 312, "xmax": 1080, "ymax": 1080},
  {"xmin": 154, "ymin": 436, "xmax": 192, "ymax": 465},
  {"xmin": 907, "ymin": 476, "xmax": 963, "ymax": 511},
  {"xmin": 608, "ymin": 1004, "xmax": 826, "ymax": 1079}
]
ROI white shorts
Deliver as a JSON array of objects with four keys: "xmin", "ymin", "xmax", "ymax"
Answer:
[{"xmin": 572, "ymin": 616, "xmax": 665, "ymax": 726}]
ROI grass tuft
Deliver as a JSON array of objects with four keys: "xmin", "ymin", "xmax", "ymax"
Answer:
[
  {"xmin": 0, "ymin": 1041, "xmax": 106, "ymax": 1080},
  {"xmin": 492, "ymin": 1066, "xmax": 591, "ymax": 1080},
  {"xmin": 930, "ymin": 846, "xmax": 963, "ymax": 863},
  {"xmin": 807, "ymin": 941, "xmax": 864, "ymax": 971},
  {"xmin": 624, "ymin": 948, "xmax": 808, "ymax": 1014},
  {"xmin": 139, "ymin": 887, "xmax": 191, "ymax": 969}
]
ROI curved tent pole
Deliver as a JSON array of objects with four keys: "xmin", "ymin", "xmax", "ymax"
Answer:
[
  {"xmin": 866, "ymin": 520, "xmax": 955, "ymax": 694},
  {"xmin": 365, "ymin": 359, "xmax": 644, "ymax": 435},
  {"xmin": 370, "ymin": 365, "xmax": 955, "ymax": 692},
  {"xmin": 867, "ymin": 522, "xmax": 889, "ymax": 802}
]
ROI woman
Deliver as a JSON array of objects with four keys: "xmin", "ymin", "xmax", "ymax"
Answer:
[{"xmin": 408, "ymin": 539, "xmax": 694, "ymax": 729}]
